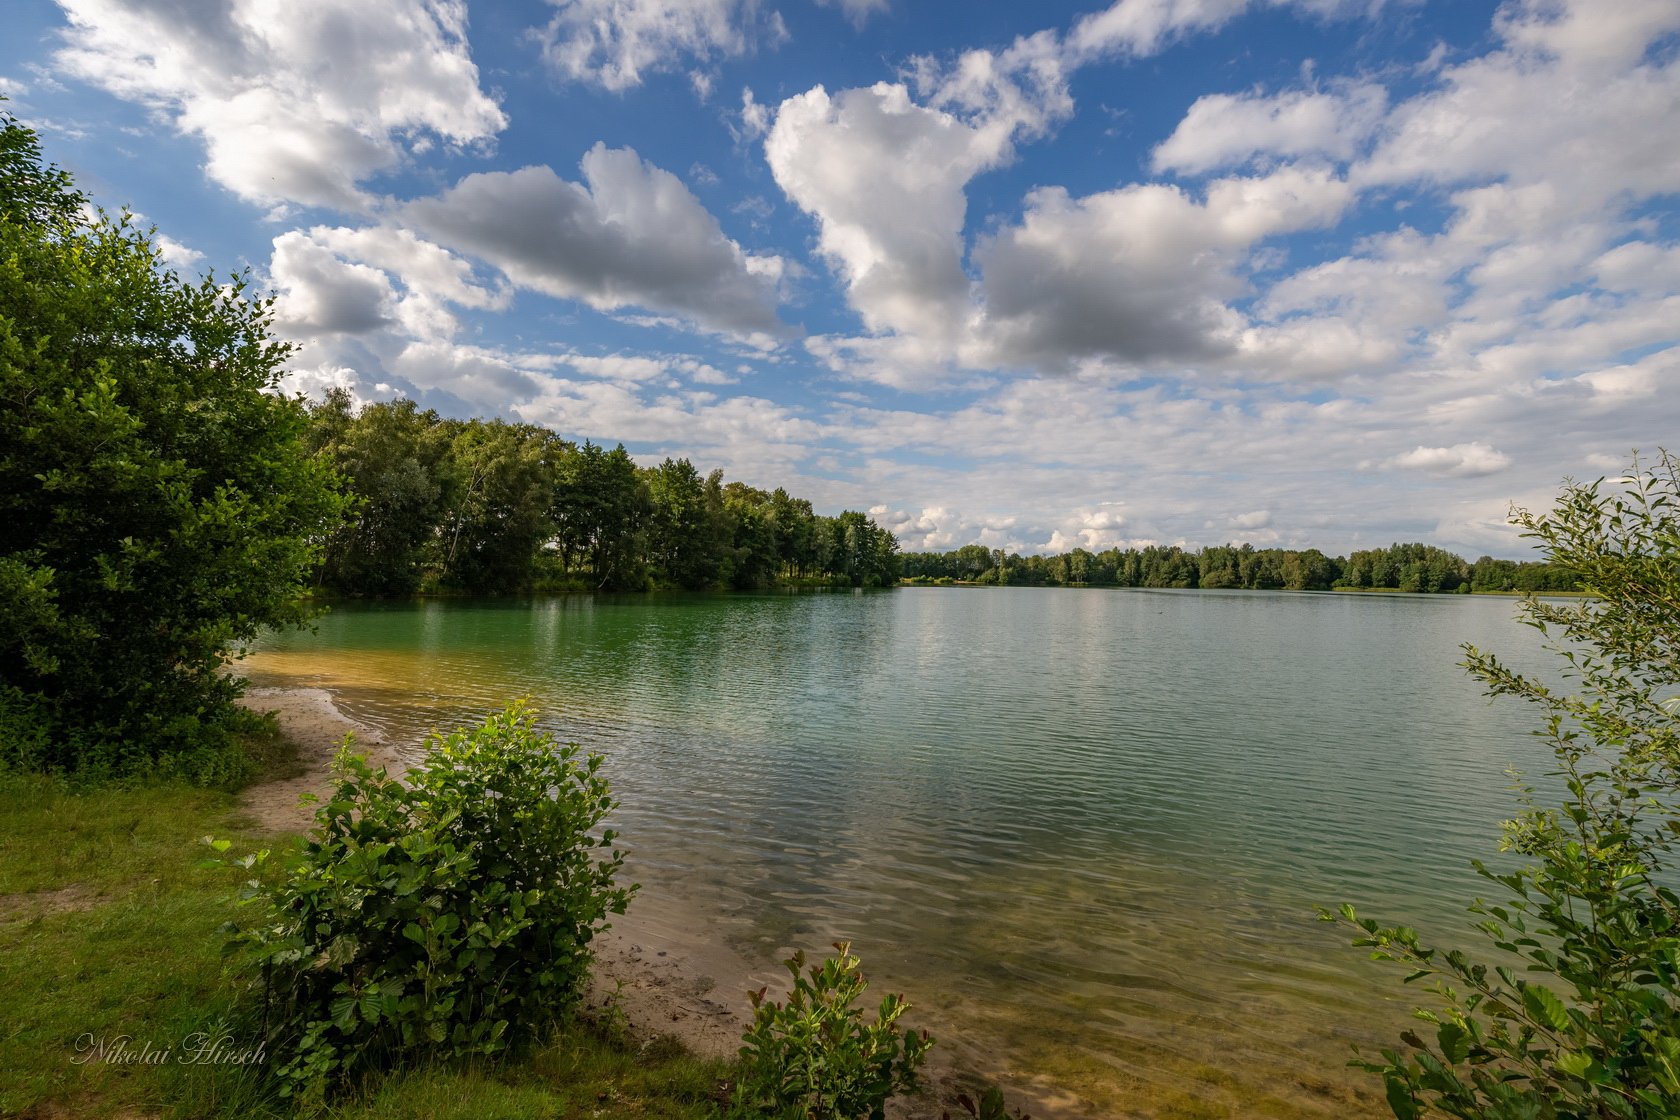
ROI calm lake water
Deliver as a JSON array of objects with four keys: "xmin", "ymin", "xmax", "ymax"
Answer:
[{"xmin": 244, "ymin": 587, "xmax": 1560, "ymax": 1118}]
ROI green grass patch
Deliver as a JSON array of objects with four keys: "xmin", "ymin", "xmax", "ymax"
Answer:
[{"xmin": 0, "ymin": 771, "xmax": 728, "ymax": 1120}]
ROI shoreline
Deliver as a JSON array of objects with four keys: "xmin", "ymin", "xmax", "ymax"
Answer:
[
  {"xmin": 235, "ymin": 685, "xmax": 1014, "ymax": 1114},
  {"xmin": 233, "ymin": 686, "xmax": 764, "ymax": 1064}
]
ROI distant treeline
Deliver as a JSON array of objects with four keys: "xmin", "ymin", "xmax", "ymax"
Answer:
[
  {"xmin": 901, "ymin": 541, "xmax": 1581, "ymax": 593},
  {"xmin": 305, "ymin": 391, "xmax": 899, "ymax": 595}
]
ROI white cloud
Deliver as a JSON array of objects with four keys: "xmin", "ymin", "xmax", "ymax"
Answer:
[
  {"xmin": 152, "ymin": 232, "xmax": 204, "ymax": 270},
  {"xmin": 406, "ymin": 144, "xmax": 791, "ymax": 338},
  {"xmin": 1066, "ymin": 0, "xmax": 1389, "ymax": 63},
  {"xmin": 53, "ymin": 0, "xmax": 506, "ymax": 211},
  {"xmin": 1496, "ymin": 0, "xmax": 1680, "ymax": 71},
  {"xmin": 563, "ymin": 354, "xmax": 672, "ymax": 382},
  {"xmin": 1357, "ymin": 2, "xmax": 1680, "ymax": 204},
  {"xmin": 815, "ymin": 0, "xmax": 889, "ymax": 29},
  {"xmin": 1383, "ymin": 442, "xmax": 1512, "ymax": 478},
  {"xmin": 1568, "ymin": 346, "xmax": 1674, "ymax": 404},
  {"xmin": 765, "ymin": 32, "xmax": 1070, "ymax": 369},
  {"xmin": 769, "ymin": 83, "xmax": 987, "ymax": 342},
  {"xmin": 515, "ymin": 377, "xmax": 823, "ymax": 475},
  {"xmin": 271, "ymin": 231, "xmax": 400, "ymax": 337},
  {"xmin": 767, "ymin": 55, "xmax": 1067, "ymax": 345},
  {"xmin": 535, "ymin": 0, "xmax": 787, "ymax": 91},
  {"xmin": 1068, "ymin": 0, "xmax": 1252, "ymax": 61},
  {"xmin": 1594, "ymin": 240, "xmax": 1680, "ymax": 295},
  {"xmin": 974, "ymin": 166, "xmax": 1353, "ymax": 370},
  {"xmin": 1152, "ymin": 83, "xmax": 1387, "ymax": 174},
  {"xmin": 270, "ymin": 225, "xmax": 508, "ymax": 344},
  {"xmin": 736, "ymin": 87, "xmax": 771, "ymax": 140},
  {"xmin": 130, "ymin": 212, "xmax": 207, "ymax": 270}
]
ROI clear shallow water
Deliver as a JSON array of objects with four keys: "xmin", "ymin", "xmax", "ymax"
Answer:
[{"xmin": 244, "ymin": 587, "xmax": 1559, "ymax": 1118}]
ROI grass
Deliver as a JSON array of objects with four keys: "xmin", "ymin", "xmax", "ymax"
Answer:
[{"xmin": 0, "ymin": 756, "xmax": 729, "ymax": 1120}]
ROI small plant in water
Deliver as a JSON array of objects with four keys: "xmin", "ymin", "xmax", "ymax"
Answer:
[
  {"xmin": 945, "ymin": 1085, "xmax": 1031, "ymax": 1120},
  {"xmin": 734, "ymin": 941, "xmax": 933, "ymax": 1120}
]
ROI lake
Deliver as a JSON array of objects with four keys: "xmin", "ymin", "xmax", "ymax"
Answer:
[{"xmin": 243, "ymin": 586, "xmax": 1559, "ymax": 1117}]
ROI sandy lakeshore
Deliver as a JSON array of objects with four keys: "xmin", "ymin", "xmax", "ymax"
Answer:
[
  {"xmin": 234, "ymin": 687, "xmax": 765, "ymax": 1062},
  {"xmin": 234, "ymin": 686, "xmax": 1045, "ymax": 1115}
]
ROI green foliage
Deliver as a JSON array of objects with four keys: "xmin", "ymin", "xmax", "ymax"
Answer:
[
  {"xmin": 218, "ymin": 705, "xmax": 635, "ymax": 1103},
  {"xmin": 902, "ymin": 538, "xmax": 1582, "ymax": 594},
  {"xmin": 733, "ymin": 942, "xmax": 933, "ymax": 1120},
  {"xmin": 0, "ymin": 768, "xmax": 728, "ymax": 1120},
  {"xmin": 305, "ymin": 395, "xmax": 901, "ymax": 595},
  {"xmin": 553, "ymin": 440, "xmax": 650, "ymax": 591},
  {"xmin": 944, "ymin": 1085, "xmax": 1031, "ymax": 1120},
  {"xmin": 0, "ymin": 111, "xmax": 349, "ymax": 781},
  {"xmin": 1325, "ymin": 451, "xmax": 1680, "ymax": 1119}
]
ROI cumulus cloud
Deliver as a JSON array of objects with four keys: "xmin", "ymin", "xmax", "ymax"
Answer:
[
  {"xmin": 768, "ymin": 82, "xmax": 994, "ymax": 343},
  {"xmin": 515, "ymin": 377, "xmax": 823, "ymax": 479},
  {"xmin": 1383, "ymin": 442, "xmax": 1513, "ymax": 478},
  {"xmin": 767, "ymin": 34, "xmax": 1070, "ymax": 348},
  {"xmin": 271, "ymin": 232, "xmax": 399, "ymax": 336},
  {"xmin": 406, "ymin": 144, "xmax": 791, "ymax": 339},
  {"xmin": 974, "ymin": 166, "xmax": 1353, "ymax": 370},
  {"xmin": 870, "ymin": 505, "xmax": 968, "ymax": 552},
  {"xmin": 53, "ymin": 0, "xmax": 505, "ymax": 211},
  {"xmin": 535, "ymin": 0, "xmax": 787, "ymax": 91},
  {"xmin": 1357, "ymin": 1, "xmax": 1680, "ymax": 204},
  {"xmin": 152, "ymin": 233, "xmax": 205, "ymax": 270},
  {"xmin": 270, "ymin": 225, "xmax": 509, "ymax": 344},
  {"xmin": 1151, "ymin": 83, "xmax": 1387, "ymax": 174}
]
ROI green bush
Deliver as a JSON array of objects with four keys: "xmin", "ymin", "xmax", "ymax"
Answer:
[
  {"xmin": 1326, "ymin": 451, "xmax": 1680, "ymax": 1118},
  {"xmin": 219, "ymin": 705, "xmax": 634, "ymax": 1104},
  {"xmin": 734, "ymin": 942, "xmax": 933, "ymax": 1120},
  {"xmin": 0, "ymin": 110, "xmax": 349, "ymax": 782}
]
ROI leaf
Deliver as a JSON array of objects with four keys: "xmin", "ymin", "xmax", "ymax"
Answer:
[
  {"xmin": 1384, "ymin": 1075, "xmax": 1419, "ymax": 1120},
  {"xmin": 1433, "ymin": 1022, "xmax": 1469, "ymax": 1065},
  {"xmin": 329, "ymin": 994, "xmax": 359, "ymax": 1030},
  {"xmin": 1520, "ymin": 983, "xmax": 1571, "ymax": 1033},
  {"xmin": 1554, "ymin": 1051, "xmax": 1594, "ymax": 1080}
]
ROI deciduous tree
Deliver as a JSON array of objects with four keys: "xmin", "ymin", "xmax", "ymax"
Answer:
[{"xmin": 0, "ymin": 112, "xmax": 348, "ymax": 780}]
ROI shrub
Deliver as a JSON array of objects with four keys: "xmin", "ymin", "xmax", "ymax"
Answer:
[
  {"xmin": 1325, "ymin": 451, "xmax": 1680, "ymax": 1118},
  {"xmin": 0, "ymin": 110, "xmax": 348, "ymax": 782},
  {"xmin": 218, "ymin": 705, "xmax": 634, "ymax": 1103},
  {"xmin": 734, "ymin": 942, "xmax": 933, "ymax": 1120}
]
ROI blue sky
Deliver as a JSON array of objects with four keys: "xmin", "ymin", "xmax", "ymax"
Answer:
[{"xmin": 4, "ymin": 0, "xmax": 1676, "ymax": 558}]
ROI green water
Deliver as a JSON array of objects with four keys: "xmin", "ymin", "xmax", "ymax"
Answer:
[{"xmin": 245, "ymin": 587, "xmax": 1559, "ymax": 1117}]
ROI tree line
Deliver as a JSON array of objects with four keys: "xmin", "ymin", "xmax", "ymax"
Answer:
[
  {"xmin": 305, "ymin": 390, "xmax": 900, "ymax": 596},
  {"xmin": 900, "ymin": 540, "xmax": 1581, "ymax": 593}
]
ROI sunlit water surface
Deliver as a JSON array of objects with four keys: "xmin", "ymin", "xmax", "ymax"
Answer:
[{"xmin": 244, "ymin": 587, "xmax": 1561, "ymax": 1118}]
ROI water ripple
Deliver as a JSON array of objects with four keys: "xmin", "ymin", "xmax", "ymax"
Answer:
[{"xmin": 246, "ymin": 587, "xmax": 1556, "ymax": 1118}]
